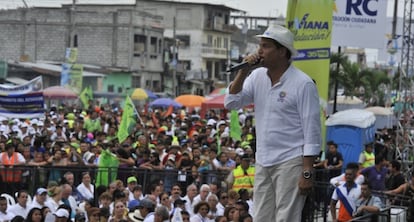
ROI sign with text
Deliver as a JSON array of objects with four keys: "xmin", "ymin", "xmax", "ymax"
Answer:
[
  {"xmin": 0, "ymin": 76, "xmax": 43, "ymax": 95},
  {"xmin": 332, "ymin": 0, "xmax": 388, "ymax": 48}
]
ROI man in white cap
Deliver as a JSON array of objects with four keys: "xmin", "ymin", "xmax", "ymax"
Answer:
[
  {"xmin": 225, "ymin": 23, "xmax": 321, "ymax": 221},
  {"xmin": 29, "ymin": 188, "xmax": 49, "ymax": 210}
]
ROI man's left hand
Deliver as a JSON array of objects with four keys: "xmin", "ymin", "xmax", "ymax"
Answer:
[{"xmin": 298, "ymin": 176, "xmax": 313, "ymax": 195}]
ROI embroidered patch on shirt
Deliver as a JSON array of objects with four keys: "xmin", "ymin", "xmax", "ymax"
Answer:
[{"xmin": 277, "ymin": 91, "xmax": 286, "ymax": 102}]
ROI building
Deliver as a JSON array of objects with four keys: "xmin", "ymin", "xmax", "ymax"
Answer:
[
  {"xmin": 0, "ymin": 4, "xmax": 165, "ymax": 97},
  {"xmin": 75, "ymin": 0, "xmax": 240, "ymax": 96}
]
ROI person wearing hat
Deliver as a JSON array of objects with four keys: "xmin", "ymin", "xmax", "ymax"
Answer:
[
  {"xmin": 127, "ymin": 176, "xmax": 139, "ymax": 201},
  {"xmin": 136, "ymin": 198, "xmax": 155, "ymax": 222},
  {"xmin": 224, "ymin": 23, "xmax": 321, "ymax": 221},
  {"xmin": 226, "ymin": 154, "xmax": 255, "ymax": 193},
  {"xmin": 29, "ymin": 188, "xmax": 48, "ymax": 210},
  {"xmin": 53, "ymin": 207, "xmax": 70, "ymax": 222}
]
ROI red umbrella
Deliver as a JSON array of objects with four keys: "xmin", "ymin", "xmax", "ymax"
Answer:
[{"xmin": 43, "ymin": 86, "xmax": 78, "ymax": 99}]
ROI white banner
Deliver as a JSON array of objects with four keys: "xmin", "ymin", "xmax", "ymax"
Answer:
[
  {"xmin": 332, "ymin": 0, "xmax": 388, "ymax": 49},
  {"xmin": 0, "ymin": 76, "xmax": 43, "ymax": 96}
]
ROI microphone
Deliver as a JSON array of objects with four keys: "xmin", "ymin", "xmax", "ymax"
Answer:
[{"xmin": 226, "ymin": 60, "xmax": 261, "ymax": 72}]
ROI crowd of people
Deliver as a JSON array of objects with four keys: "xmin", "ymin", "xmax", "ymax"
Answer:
[
  {"xmin": 1, "ymin": 23, "xmax": 414, "ymax": 222},
  {"xmin": 313, "ymin": 133, "xmax": 414, "ymax": 222},
  {"xmin": 0, "ymin": 100, "xmax": 258, "ymax": 222}
]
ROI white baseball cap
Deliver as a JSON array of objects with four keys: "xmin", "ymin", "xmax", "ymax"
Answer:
[
  {"xmin": 54, "ymin": 208, "xmax": 69, "ymax": 218},
  {"xmin": 255, "ymin": 23, "xmax": 297, "ymax": 56}
]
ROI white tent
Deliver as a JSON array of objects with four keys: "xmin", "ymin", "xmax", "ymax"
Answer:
[
  {"xmin": 365, "ymin": 106, "xmax": 397, "ymax": 129},
  {"xmin": 327, "ymin": 96, "xmax": 365, "ymax": 114},
  {"xmin": 326, "ymin": 109, "xmax": 376, "ymax": 128}
]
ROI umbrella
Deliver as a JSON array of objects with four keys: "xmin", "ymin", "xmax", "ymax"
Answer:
[
  {"xmin": 150, "ymin": 98, "xmax": 182, "ymax": 108},
  {"xmin": 43, "ymin": 86, "xmax": 78, "ymax": 99},
  {"xmin": 131, "ymin": 88, "xmax": 158, "ymax": 100},
  {"xmin": 175, "ymin": 94, "xmax": 206, "ymax": 107}
]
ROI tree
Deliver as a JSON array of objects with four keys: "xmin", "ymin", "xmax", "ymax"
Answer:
[{"xmin": 329, "ymin": 52, "xmax": 392, "ymax": 106}]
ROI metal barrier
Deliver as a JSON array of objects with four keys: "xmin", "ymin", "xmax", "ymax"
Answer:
[
  {"xmin": 0, "ymin": 166, "xmax": 411, "ymax": 221},
  {"xmin": 0, "ymin": 165, "xmax": 230, "ymax": 197}
]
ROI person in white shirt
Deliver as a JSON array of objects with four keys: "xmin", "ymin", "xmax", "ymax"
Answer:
[
  {"xmin": 44, "ymin": 186, "xmax": 64, "ymax": 213},
  {"xmin": 8, "ymin": 190, "xmax": 30, "ymax": 219},
  {"xmin": 29, "ymin": 188, "xmax": 48, "ymax": 210},
  {"xmin": 127, "ymin": 176, "xmax": 139, "ymax": 201},
  {"xmin": 183, "ymin": 184, "xmax": 198, "ymax": 217},
  {"xmin": 224, "ymin": 24, "xmax": 321, "ymax": 222},
  {"xmin": 192, "ymin": 184, "xmax": 210, "ymax": 209},
  {"xmin": 0, "ymin": 196, "xmax": 15, "ymax": 221},
  {"xmin": 330, "ymin": 171, "xmax": 365, "ymax": 187},
  {"xmin": 215, "ymin": 191, "xmax": 228, "ymax": 217},
  {"xmin": 77, "ymin": 172, "xmax": 94, "ymax": 201},
  {"xmin": 61, "ymin": 184, "xmax": 78, "ymax": 215},
  {"xmin": 137, "ymin": 199, "xmax": 155, "ymax": 222}
]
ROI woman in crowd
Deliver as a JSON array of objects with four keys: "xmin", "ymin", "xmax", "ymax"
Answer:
[
  {"xmin": 47, "ymin": 149, "xmax": 68, "ymax": 182},
  {"xmin": 108, "ymin": 200, "xmax": 128, "ymax": 222},
  {"xmin": 158, "ymin": 192, "xmax": 172, "ymax": 213},
  {"xmin": 45, "ymin": 185, "xmax": 63, "ymax": 213},
  {"xmin": 76, "ymin": 172, "xmax": 94, "ymax": 201},
  {"xmin": 223, "ymin": 206, "xmax": 239, "ymax": 222},
  {"xmin": 190, "ymin": 201, "xmax": 210, "ymax": 222},
  {"xmin": 26, "ymin": 207, "xmax": 43, "ymax": 222}
]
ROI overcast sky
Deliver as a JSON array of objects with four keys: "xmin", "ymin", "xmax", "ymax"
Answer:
[
  {"xmin": 0, "ymin": 0, "xmax": 287, "ymax": 17},
  {"xmin": 0, "ymin": 0, "xmax": 403, "ymax": 18}
]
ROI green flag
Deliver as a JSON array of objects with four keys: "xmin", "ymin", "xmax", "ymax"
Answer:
[
  {"xmin": 117, "ymin": 96, "xmax": 137, "ymax": 143},
  {"xmin": 230, "ymin": 110, "xmax": 242, "ymax": 141},
  {"xmin": 80, "ymin": 86, "xmax": 93, "ymax": 108},
  {"xmin": 95, "ymin": 149, "xmax": 119, "ymax": 187}
]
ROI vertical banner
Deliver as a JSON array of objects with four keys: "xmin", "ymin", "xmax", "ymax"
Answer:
[
  {"xmin": 61, "ymin": 48, "xmax": 83, "ymax": 94},
  {"xmin": 69, "ymin": 64, "xmax": 83, "ymax": 94},
  {"xmin": 286, "ymin": 0, "xmax": 333, "ymax": 152}
]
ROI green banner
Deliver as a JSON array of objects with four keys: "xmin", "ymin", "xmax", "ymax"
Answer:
[
  {"xmin": 286, "ymin": 0, "xmax": 333, "ymax": 152},
  {"xmin": 69, "ymin": 64, "xmax": 83, "ymax": 94},
  {"xmin": 65, "ymin": 48, "xmax": 78, "ymax": 64},
  {"xmin": 80, "ymin": 86, "xmax": 93, "ymax": 108}
]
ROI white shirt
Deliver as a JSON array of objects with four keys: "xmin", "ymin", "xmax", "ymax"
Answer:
[
  {"xmin": 143, "ymin": 212, "xmax": 154, "ymax": 222},
  {"xmin": 45, "ymin": 199, "xmax": 63, "ymax": 213},
  {"xmin": 331, "ymin": 183, "xmax": 361, "ymax": 216},
  {"xmin": 191, "ymin": 194, "xmax": 208, "ymax": 210},
  {"xmin": 0, "ymin": 211, "xmax": 15, "ymax": 222},
  {"xmin": 77, "ymin": 183, "xmax": 94, "ymax": 201},
  {"xmin": 28, "ymin": 198, "xmax": 45, "ymax": 211},
  {"xmin": 216, "ymin": 202, "xmax": 225, "ymax": 216},
  {"xmin": 7, "ymin": 203, "xmax": 28, "ymax": 219},
  {"xmin": 225, "ymin": 65, "xmax": 321, "ymax": 166},
  {"xmin": 182, "ymin": 195, "xmax": 194, "ymax": 217},
  {"xmin": 190, "ymin": 213, "xmax": 208, "ymax": 222}
]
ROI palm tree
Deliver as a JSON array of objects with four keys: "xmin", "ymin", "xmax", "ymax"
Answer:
[
  {"xmin": 329, "ymin": 52, "xmax": 393, "ymax": 106},
  {"xmin": 329, "ymin": 52, "xmax": 348, "ymax": 99},
  {"xmin": 363, "ymin": 69, "xmax": 390, "ymax": 106}
]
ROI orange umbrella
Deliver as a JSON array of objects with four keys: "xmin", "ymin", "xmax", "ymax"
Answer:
[{"xmin": 175, "ymin": 94, "xmax": 206, "ymax": 107}]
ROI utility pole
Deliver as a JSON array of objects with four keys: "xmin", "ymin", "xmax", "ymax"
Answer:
[
  {"xmin": 172, "ymin": 16, "xmax": 177, "ymax": 97},
  {"xmin": 69, "ymin": 0, "xmax": 76, "ymax": 48}
]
